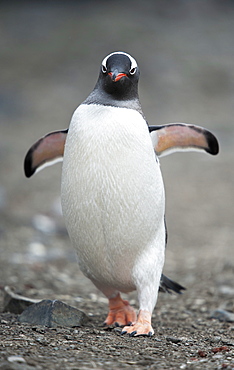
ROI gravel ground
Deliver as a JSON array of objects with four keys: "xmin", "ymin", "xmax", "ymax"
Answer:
[{"xmin": 0, "ymin": 1, "xmax": 234, "ymax": 369}]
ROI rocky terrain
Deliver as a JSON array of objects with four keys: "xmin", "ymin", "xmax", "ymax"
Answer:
[{"xmin": 0, "ymin": 1, "xmax": 234, "ymax": 369}]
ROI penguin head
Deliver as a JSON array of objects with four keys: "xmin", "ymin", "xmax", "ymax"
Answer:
[{"xmin": 97, "ymin": 52, "xmax": 140, "ymax": 100}]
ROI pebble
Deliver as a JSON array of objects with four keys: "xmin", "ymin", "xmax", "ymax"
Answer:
[
  {"xmin": 194, "ymin": 298, "xmax": 205, "ymax": 306},
  {"xmin": 218, "ymin": 285, "xmax": 234, "ymax": 296},
  {"xmin": 221, "ymin": 338, "xmax": 234, "ymax": 346},
  {"xmin": 32, "ymin": 214, "xmax": 57, "ymax": 234},
  {"xmin": 8, "ymin": 355, "xmax": 26, "ymax": 363},
  {"xmin": 213, "ymin": 354, "xmax": 223, "ymax": 359},
  {"xmin": 28, "ymin": 241, "xmax": 47, "ymax": 258},
  {"xmin": 1, "ymin": 320, "xmax": 8, "ymax": 324},
  {"xmin": 166, "ymin": 336, "xmax": 183, "ymax": 344},
  {"xmin": 212, "ymin": 346, "xmax": 230, "ymax": 353},
  {"xmin": 210, "ymin": 309, "xmax": 234, "ymax": 322},
  {"xmin": 210, "ymin": 336, "xmax": 221, "ymax": 343}
]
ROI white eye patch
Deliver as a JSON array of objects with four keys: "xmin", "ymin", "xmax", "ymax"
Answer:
[{"xmin": 101, "ymin": 51, "xmax": 138, "ymax": 71}]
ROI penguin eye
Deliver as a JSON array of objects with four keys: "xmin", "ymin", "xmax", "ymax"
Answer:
[
  {"xmin": 129, "ymin": 67, "xmax": 137, "ymax": 75},
  {"xmin": 102, "ymin": 65, "xmax": 107, "ymax": 74}
]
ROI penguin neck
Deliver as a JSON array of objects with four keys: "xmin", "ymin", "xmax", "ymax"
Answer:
[{"xmin": 83, "ymin": 84, "xmax": 144, "ymax": 116}]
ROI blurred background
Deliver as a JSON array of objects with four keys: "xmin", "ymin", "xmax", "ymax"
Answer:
[{"xmin": 0, "ymin": 0, "xmax": 233, "ymax": 304}]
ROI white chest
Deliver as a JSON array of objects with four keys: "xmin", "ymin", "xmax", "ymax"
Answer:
[{"xmin": 61, "ymin": 104, "xmax": 165, "ymax": 289}]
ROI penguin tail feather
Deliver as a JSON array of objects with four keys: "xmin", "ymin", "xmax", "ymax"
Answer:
[{"xmin": 159, "ymin": 274, "xmax": 186, "ymax": 294}]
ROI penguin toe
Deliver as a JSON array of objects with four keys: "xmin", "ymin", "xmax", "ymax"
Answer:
[
  {"xmin": 104, "ymin": 304, "xmax": 137, "ymax": 327},
  {"xmin": 121, "ymin": 309, "xmax": 154, "ymax": 337},
  {"xmin": 104, "ymin": 294, "xmax": 137, "ymax": 327}
]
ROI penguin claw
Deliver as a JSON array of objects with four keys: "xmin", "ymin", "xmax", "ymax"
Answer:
[
  {"xmin": 122, "ymin": 326, "xmax": 154, "ymax": 337},
  {"xmin": 121, "ymin": 325, "xmax": 154, "ymax": 337}
]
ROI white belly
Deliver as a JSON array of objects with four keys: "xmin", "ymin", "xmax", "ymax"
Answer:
[{"xmin": 61, "ymin": 104, "xmax": 165, "ymax": 292}]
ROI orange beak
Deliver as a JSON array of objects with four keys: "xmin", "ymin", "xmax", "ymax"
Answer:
[{"xmin": 108, "ymin": 72, "xmax": 127, "ymax": 82}]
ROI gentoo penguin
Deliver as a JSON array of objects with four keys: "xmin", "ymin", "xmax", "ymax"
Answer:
[{"xmin": 24, "ymin": 51, "xmax": 219, "ymax": 336}]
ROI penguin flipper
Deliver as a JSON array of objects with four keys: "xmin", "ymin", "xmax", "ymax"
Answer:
[
  {"xmin": 149, "ymin": 123, "xmax": 219, "ymax": 157},
  {"xmin": 159, "ymin": 274, "xmax": 186, "ymax": 294},
  {"xmin": 24, "ymin": 129, "xmax": 68, "ymax": 178}
]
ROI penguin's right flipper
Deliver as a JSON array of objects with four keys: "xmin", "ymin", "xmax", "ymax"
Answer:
[
  {"xmin": 24, "ymin": 129, "xmax": 68, "ymax": 178},
  {"xmin": 159, "ymin": 274, "xmax": 186, "ymax": 294}
]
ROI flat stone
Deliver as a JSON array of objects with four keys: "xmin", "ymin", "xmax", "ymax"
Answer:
[
  {"xmin": 18, "ymin": 299, "xmax": 89, "ymax": 328},
  {"xmin": 3, "ymin": 286, "xmax": 40, "ymax": 314},
  {"xmin": 210, "ymin": 309, "xmax": 234, "ymax": 322}
]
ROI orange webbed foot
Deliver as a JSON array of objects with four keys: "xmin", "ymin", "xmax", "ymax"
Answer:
[
  {"xmin": 104, "ymin": 293, "xmax": 137, "ymax": 327},
  {"xmin": 121, "ymin": 310, "xmax": 154, "ymax": 337}
]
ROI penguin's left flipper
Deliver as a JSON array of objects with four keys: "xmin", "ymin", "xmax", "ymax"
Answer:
[
  {"xmin": 149, "ymin": 123, "xmax": 219, "ymax": 157},
  {"xmin": 24, "ymin": 129, "xmax": 68, "ymax": 177}
]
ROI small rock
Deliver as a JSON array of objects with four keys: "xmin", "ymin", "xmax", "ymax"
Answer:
[
  {"xmin": 210, "ymin": 309, "xmax": 234, "ymax": 322},
  {"xmin": 8, "ymin": 356, "xmax": 26, "ymax": 363},
  {"xmin": 3, "ymin": 286, "xmax": 40, "ymax": 314},
  {"xmin": 221, "ymin": 338, "xmax": 234, "ymax": 346},
  {"xmin": 218, "ymin": 285, "xmax": 234, "ymax": 296},
  {"xmin": 212, "ymin": 346, "xmax": 230, "ymax": 353},
  {"xmin": 32, "ymin": 214, "xmax": 57, "ymax": 234},
  {"xmin": 18, "ymin": 299, "xmax": 89, "ymax": 328},
  {"xmin": 1, "ymin": 320, "xmax": 9, "ymax": 325},
  {"xmin": 212, "ymin": 354, "xmax": 223, "ymax": 359},
  {"xmin": 194, "ymin": 298, "xmax": 205, "ymax": 306},
  {"xmin": 113, "ymin": 327, "xmax": 122, "ymax": 335},
  {"xmin": 166, "ymin": 336, "xmax": 183, "ymax": 344},
  {"xmin": 28, "ymin": 242, "xmax": 47, "ymax": 259},
  {"xmin": 89, "ymin": 293, "xmax": 98, "ymax": 302},
  {"xmin": 210, "ymin": 336, "xmax": 221, "ymax": 343}
]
